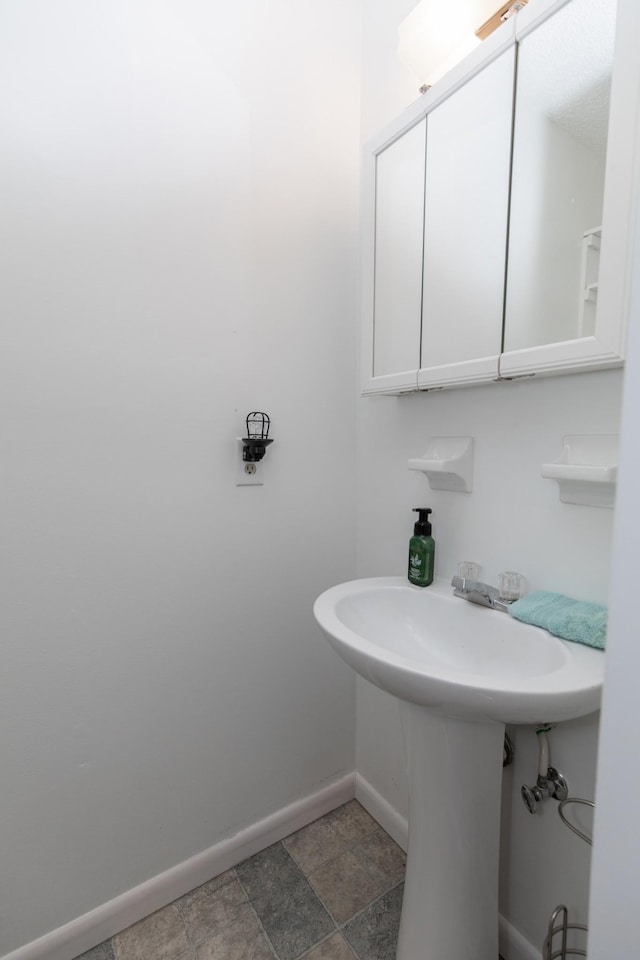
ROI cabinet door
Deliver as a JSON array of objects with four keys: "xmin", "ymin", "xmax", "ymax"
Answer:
[
  {"xmin": 362, "ymin": 118, "xmax": 426, "ymax": 394},
  {"xmin": 418, "ymin": 48, "xmax": 515, "ymax": 388},
  {"xmin": 500, "ymin": 0, "xmax": 628, "ymax": 378}
]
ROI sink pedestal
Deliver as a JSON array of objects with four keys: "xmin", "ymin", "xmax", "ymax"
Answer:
[{"xmin": 397, "ymin": 704, "xmax": 505, "ymax": 960}]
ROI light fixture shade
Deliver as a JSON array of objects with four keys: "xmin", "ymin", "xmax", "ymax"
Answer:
[
  {"xmin": 242, "ymin": 411, "xmax": 274, "ymax": 462},
  {"xmin": 398, "ymin": 0, "xmax": 500, "ymax": 88}
]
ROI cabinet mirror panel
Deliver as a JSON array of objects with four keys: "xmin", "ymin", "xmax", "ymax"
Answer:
[
  {"xmin": 504, "ymin": 0, "xmax": 616, "ymax": 353},
  {"xmin": 373, "ymin": 119, "xmax": 426, "ymax": 379},
  {"xmin": 421, "ymin": 48, "xmax": 514, "ymax": 370}
]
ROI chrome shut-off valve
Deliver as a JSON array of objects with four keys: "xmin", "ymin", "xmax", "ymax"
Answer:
[
  {"xmin": 521, "ymin": 766, "xmax": 569, "ymax": 814},
  {"xmin": 521, "ymin": 723, "xmax": 569, "ymax": 814}
]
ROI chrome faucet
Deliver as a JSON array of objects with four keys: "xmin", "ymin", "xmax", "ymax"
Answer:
[{"xmin": 451, "ymin": 576, "xmax": 514, "ymax": 614}]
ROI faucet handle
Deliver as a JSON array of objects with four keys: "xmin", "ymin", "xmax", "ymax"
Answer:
[
  {"xmin": 457, "ymin": 560, "xmax": 480, "ymax": 579},
  {"xmin": 451, "ymin": 576, "xmax": 495, "ymax": 597},
  {"xmin": 497, "ymin": 571, "xmax": 526, "ymax": 602}
]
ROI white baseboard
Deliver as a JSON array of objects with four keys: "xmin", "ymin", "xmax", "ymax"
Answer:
[
  {"xmin": 356, "ymin": 773, "xmax": 542, "ymax": 960},
  {"xmin": 354, "ymin": 772, "xmax": 408, "ymax": 851},
  {"xmin": 4, "ymin": 771, "xmax": 543, "ymax": 960},
  {"xmin": 3, "ymin": 773, "xmax": 355, "ymax": 960}
]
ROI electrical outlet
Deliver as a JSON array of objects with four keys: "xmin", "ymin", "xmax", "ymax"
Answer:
[{"xmin": 236, "ymin": 439, "xmax": 264, "ymax": 486}]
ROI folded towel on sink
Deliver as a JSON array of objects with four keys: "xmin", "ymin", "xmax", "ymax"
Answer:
[{"xmin": 508, "ymin": 590, "xmax": 607, "ymax": 650}]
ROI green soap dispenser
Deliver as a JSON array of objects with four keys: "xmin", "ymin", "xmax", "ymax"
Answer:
[{"xmin": 408, "ymin": 508, "xmax": 435, "ymax": 587}]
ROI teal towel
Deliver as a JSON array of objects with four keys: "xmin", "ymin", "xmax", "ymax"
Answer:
[{"xmin": 508, "ymin": 591, "xmax": 607, "ymax": 650}]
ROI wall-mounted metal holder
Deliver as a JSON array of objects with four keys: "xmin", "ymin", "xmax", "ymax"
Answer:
[
  {"xmin": 540, "ymin": 801, "xmax": 594, "ymax": 957},
  {"xmin": 543, "ymin": 904, "xmax": 587, "ymax": 959}
]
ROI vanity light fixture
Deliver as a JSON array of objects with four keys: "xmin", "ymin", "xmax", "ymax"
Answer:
[
  {"xmin": 398, "ymin": 0, "xmax": 527, "ymax": 91},
  {"xmin": 476, "ymin": 1, "xmax": 528, "ymax": 40},
  {"xmin": 241, "ymin": 411, "xmax": 274, "ymax": 463}
]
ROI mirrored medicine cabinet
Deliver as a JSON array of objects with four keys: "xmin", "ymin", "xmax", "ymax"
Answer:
[{"xmin": 361, "ymin": 0, "xmax": 638, "ymax": 395}]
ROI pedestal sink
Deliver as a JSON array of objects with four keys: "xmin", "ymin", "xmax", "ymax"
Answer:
[{"xmin": 313, "ymin": 578, "xmax": 604, "ymax": 960}]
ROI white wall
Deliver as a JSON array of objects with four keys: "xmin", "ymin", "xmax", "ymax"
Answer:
[
  {"xmin": 357, "ymin": 0, "xmax": 623, "ymax": 951},
  {"xmin": 0, "ymin": 1, "xmax": 361, "ymax": 954}
]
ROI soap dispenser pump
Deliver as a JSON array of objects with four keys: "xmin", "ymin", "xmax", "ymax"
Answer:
[{"xmin": 408, "ymin": 508, "xmax": 435, "ymax": 587}]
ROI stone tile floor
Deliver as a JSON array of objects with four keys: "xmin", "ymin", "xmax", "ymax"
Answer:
[{"xmin": 74, "ymin": 801, "xmax": 407, "ymax": 960}]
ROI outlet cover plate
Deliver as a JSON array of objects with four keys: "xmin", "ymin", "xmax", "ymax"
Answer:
[{"xmin": 236, "ymin": 439, "xmax": 264, "ymax": 486}]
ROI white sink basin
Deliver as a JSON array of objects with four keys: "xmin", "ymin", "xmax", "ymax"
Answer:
[{"xmin": 313, "ymin": 576, "xmax": 604, "ymax": 724}]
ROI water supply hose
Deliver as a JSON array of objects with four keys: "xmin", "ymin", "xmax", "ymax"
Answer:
[{"xmin": 536, "ymin": 723, "xmax": 554, "ymax": 778}]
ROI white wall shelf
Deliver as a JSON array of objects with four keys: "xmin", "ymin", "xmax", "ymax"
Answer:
[
  {"xmin": 542, "ymin": 434, "xmax": 618, "ymax": 508},
  {"xmin": 408, "ymin": 437, "xmax": 474, "ymax": 493}
]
